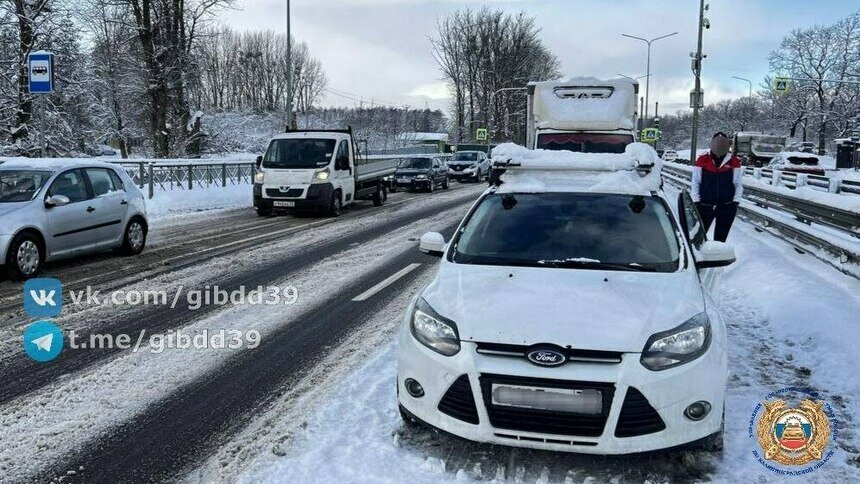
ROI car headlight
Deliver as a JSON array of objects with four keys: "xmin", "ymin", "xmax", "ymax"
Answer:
[
  {"xmin": 314, "ymin": 168, "xmax": 330, "ymax": 181},
  {"xmin": 254, "ymin": 170, "xmax": 266, "ymax": 184},
  {"xmin": 410, "ymin": 298, "xmax": 460, "ymax": 356},
  {"xmin": 640, "ymin": 313, "xmax": 710, "ymax": 371}
]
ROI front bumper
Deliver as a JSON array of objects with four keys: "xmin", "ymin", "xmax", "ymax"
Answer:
[
  {"xmin": 395, "ymin": 178, "xmax": 432, "ymax": 190},
  {"xmin": 397, "ymin": 318, "xmax": 726, "ymax": 454},
  {"xmin": 449, "ymin": 169, "xmax": 478, "ymax": 180},
  {"xmin": 253, "ymin": 183, "xmax": 333, "ymax": 212}
]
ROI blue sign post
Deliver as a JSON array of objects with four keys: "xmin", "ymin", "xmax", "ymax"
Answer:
[{"xmin": 27, "ymin": 51, "xmax": 54, "ymax": 94}]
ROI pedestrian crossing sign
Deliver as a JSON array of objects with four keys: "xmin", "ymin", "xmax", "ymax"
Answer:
[
  {"xmin": 641, "ymin": 128, "xmax": 660, "ymax": 142},
  {"xmin": 774, "ymin": 78, "xmax": 791, "ymax": 94},
  {"xmin": 476, "ymin": 128, "xmax": 488, "ymax": 141}
]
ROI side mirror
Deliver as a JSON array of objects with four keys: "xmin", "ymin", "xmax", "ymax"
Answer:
[
  {"xmin": 696, "ymin": 241, "xmax": 736, "ymax": 269},
  {"xmin": 336, "ymin": 156, "xmax": 350, "ymax": 171},
  {"xmin": 45, "ymin": 194, "xmax": 70, "ymax": 208},
  {"xmin": 419, "ymin": 232, "xmax": 446, "ymax": 257},
  {"xmin": 255, "ymin": 155, "xmax": 263, "ymax": 168}
]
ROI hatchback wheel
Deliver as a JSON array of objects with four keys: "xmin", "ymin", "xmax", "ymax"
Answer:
[
  {"xmin": 6, "ymin": 233, "xmax": 43, "ymax": 281},
  {"xmin": 122, "ymin": 218, "xmax": 147, "ymax": 255}
]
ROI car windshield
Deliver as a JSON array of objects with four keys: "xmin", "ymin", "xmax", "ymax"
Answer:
[
  {"xmin": 0, "ymin": 170, "xmax": 52, "ymax": 203},
  {"xmin": 537, "ymin": 133, "xmax": 634, "ymax": 154},
  {"xmin": 452, "ymin": 153, "xmax": 478, "ymax": 162},
  {"xmin": 452, "ymin": 192, "xmax": 680, "ymax": 272},
  {"xmin": 263, "ymin": 139, "xmax": 336, "ymax": 169},
  {"xmin": 398, "ymin": 158, "xmax": 432, "ymax": 169}
]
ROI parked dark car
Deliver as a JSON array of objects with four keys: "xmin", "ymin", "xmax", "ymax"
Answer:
[{"xmin": 393, "ymin": 157, "xmax": 449, "ymax": 192}]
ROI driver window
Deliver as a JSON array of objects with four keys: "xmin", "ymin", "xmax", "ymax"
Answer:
[
  {"xmin": 680, "ymin": 190, "xmax": 706, "ymax": 250},
  {"xmin": 48, "ymin": 169, "xmax": 89, "ymax": 203},
  {"xmin": 335, "ymin": 141, "xmax": 349, "ymax": 170}
]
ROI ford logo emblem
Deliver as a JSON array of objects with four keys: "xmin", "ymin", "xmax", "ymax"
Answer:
[{"xmin": 526, "ymin": 345, "xmax": 567, "ymax": 367}]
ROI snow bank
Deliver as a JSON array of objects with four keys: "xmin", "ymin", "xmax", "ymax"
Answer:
[
  {"xmin": 145, "ymin": 183, "xmax": 252, "ymax": 220},
  {"xmin": 744, "ymin": 176, "xmax": 860, "ymax": 213},
  {"xmin": 491, "ymin": 142, "xmax": 663, "ymax": 195}
]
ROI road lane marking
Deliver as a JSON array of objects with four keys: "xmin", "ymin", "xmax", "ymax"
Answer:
[{"xmin": 352, "ymin": 263, "xmax": 422, "ymax": 302}]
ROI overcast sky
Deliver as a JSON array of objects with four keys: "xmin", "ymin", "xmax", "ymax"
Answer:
[{"xmin": 220, "ymin": 0, "xmax": 858, "ymax": 115}]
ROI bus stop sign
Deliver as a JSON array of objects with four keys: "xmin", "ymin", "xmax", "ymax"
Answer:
[{"xmin": 28, "ymin": 51, "xmax": 54, "ymax": 94}]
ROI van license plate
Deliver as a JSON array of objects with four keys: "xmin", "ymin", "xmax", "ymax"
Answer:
[
  {"xmin": 273, "ymin": 201, "xmax": 295, "ymax": 207},
  {"xmin": 491, "ymin": 384, "xmax": 602, "ymax": 414}
]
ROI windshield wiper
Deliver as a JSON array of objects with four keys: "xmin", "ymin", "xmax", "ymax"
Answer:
[{"xmin": 539, "ymin": 260, "xmax": 657, "ymax": 272}]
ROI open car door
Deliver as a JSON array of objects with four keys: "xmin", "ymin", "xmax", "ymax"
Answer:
[{"xmin": 677, "ymin": 189, "xmax": 721, "ymax": 295}]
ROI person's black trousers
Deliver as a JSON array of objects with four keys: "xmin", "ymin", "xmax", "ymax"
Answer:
[{"xmin": 695, "ymin": 202, "xmax": 738, "ymax": 242}]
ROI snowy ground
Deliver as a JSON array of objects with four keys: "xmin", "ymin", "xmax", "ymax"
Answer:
[
  {"xmin": 208, "ymin": 217, "xmax": 860, "ymax": 483},
  {"xmin": 145, "ymin": 182, "xmax": 253, "ymax": 221}
]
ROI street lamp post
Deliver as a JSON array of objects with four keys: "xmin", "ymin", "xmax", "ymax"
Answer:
[
  {"xmin": 622, "ymin": 31, "xmax": 678, "ymax": 127},
  {"xmin": 690, "ymin": 0, "xmax": 708, "ymax": 164},
  {"xmin": 733, "ymin": 76, "xmax": 752, "ymax": 131},
  {"xmin": 285, "ymin": 0, "xmax": 292, "ymax": 131}
]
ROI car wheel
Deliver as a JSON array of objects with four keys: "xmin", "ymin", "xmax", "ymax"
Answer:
[
  {"xmin": 372, "ymin": 185, "xmax": 386, "ymax": 206},
  {"xmin": 5, "ymin": 232, "xmax": 44, "ymax": 281},
  {"xmin": 121, "ymin": 217, "xmax": 147, "ymax": 255},
  {"xmin": 256, "ymin": 208, "xmax": 273, "ymax": 217},
  {"xmin": 442, "ymin": 177, "xmax": 449, "ymax": 189},
  {"xmin": 428, "ymin": 181, "xmax": 435, "ymax": 193},
  {"xmin": 328, "ymin": 191, "xmax": 342, "ymax": 217}
]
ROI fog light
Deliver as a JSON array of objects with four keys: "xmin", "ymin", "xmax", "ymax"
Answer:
[
  {"xmin": 405, "ymin": 378, "xmax": 424, "ymax": 398},
  {"xmin": 684, "ymin": 401, "xmax": 711, "ymax": 421}
]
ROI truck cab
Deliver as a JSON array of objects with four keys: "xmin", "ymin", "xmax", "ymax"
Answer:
[
  {"xmin": 526, "ymin": 78, "xmax": 639, "ymax": 154},
  {"xmin": 253, "ymin": 129, "xmax": 395, "ymax": 217}
]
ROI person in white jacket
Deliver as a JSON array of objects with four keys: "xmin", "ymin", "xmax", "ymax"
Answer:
[{"xmin": 691, "ymin": 132, "xmax": 743, "ymax": 242}]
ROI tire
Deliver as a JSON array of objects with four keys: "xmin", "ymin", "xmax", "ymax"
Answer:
[
  {"xmin": 256, "ymin": 208, "xmax": 273, "ymax": 217},
  {"xmin": 121, "ymin": 217, "xmax": 147, "ymax": 255},
  {"xmin": 428, "ymin": 180, "xmax": 435, "ymax": 193},
  {"xmin": 5, "ymin": 232, "xmax": 44, "ymax": 281},
  {"xmin": 372, "ymin": 185, "xmax": 386, "ymax": 206},
  {"xmin": 327, "ymin": 191, "xmax": 342, "ymax": 217},
  {"xmin": 442, "ymin": 177, "xmax": 449, "ymax": 190}
]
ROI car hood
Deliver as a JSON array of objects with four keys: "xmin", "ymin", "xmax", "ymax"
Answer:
[
  {"xmin": 422, "ymin": 262, "xmax": 704, "ymax": 353},
  {"xmin": 0, "ymin": 201, "xmax": 31, "ymax": 220},
  {"xmin": 396, "ymin": 169, "xmax": 430, "ymax": 176},
  {"xmin": 263, "ymin": 168, "xmax": 319, "ymax": 186}
]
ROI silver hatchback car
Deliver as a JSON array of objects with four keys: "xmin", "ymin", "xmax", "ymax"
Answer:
[{"xmin": 0, "ymin": 160, "xmax": 148, "ymax": 281}]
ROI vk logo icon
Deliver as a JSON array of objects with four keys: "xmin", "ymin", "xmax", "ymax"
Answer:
[
  {"xmin": 23, "ymin": 278, "xmax": 63, "ymax": 317},
  {"xmin": 23, "ymin": 320, "xmax": 63, "ymax": 362}
]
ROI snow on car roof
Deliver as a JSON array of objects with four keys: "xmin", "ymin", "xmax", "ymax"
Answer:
[
  {"xmin": 490, "ymin": 142, "xmax": 663, "ymax": 196},
  {"xmin": 0, "ymin": 158, "xmax": 123, "ymax": 171}
]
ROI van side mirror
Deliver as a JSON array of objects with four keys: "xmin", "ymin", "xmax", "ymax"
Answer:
[
  {"xmin": 255, "ymin": 155, "xmax": 263, "ymax": 168},
  {"xmin": 419, "ymin": 232, "xmax": 446, "ymax": 257},
  {"xmin": 45, "ymin": 194, "xmax": 70, "ymax": 208},
  {"xmin": 696, "ymin": 241, "xmax": 736, "ymax": 269},
  {"xmin": 336, "ymin": 155, "xmax": 350, "ymax": 171}
]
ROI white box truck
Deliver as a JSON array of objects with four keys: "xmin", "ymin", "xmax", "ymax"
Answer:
[
  {"xmin": 526, "ymin": 77, "xmax": 639, "ymax": 153},
  {"xmin": 253, "ymin": 128, "xmax": 397, "ymax": 216}
]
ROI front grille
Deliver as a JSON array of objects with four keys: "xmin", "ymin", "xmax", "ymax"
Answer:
[
  {"xmin": 479, "ymin": 374, "xmax": 614, "ymax": 437},
  {"xmin": 265, "ymin": 188, "xmax": 304, "ymax": 198},
  {"xmin": 437, "ymin": 375, "xmax": 480, "ymax": 424},
  {"xmin": 475, "ymin": 342, "xmax": 623, "ymax": 364},
  {"xmin": 614, "ymin": 387, "xmax": 666, "ymax": 437}
]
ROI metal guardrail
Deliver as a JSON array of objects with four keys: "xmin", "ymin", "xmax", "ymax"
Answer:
[
  {"xmin": 739, "ymin": 166, "xmax": 860, "ymax": 196},
  {"xmin": 115, "ymin": 161, "xmax": 256, "ymax": 199},
  {"xmin": 662, "ymin": 164, "xmax": 860, "ymax": 278}
]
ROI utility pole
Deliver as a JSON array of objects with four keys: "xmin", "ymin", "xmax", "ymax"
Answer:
[
  {"xmin": 622, "ymin": 31, "xmax": 678, "ymax": 127},
  {"xmin": 690, "ymin": 0, "xmax": 708, "ymax": 164},
  {"xmin": 285, "ymin": 0, "xmax": 292, "ymax": 131}
]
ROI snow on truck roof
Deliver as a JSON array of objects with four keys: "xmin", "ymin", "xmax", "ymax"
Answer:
[
  {"xmin": 489, "ymin": 142, "xmax": 663, "ymax": 196},
  {"xmin": 530, "ymin": 77, "xmax": 638, "ymax": 132}
]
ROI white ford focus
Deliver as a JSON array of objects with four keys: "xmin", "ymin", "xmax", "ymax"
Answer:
[{"xmin": 397, "ymin": 144, "xmax": 734, "ymax": 454}]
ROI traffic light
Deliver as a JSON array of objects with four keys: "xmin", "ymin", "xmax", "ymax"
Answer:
[{"xmin": 654, "ymin": 116, "xmax": 660, "ymax": 130}]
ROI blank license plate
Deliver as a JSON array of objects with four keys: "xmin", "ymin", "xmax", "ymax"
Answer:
[
  {"xmin": 491, "ymin": 384, "xmax": 602, "ymax": 414},
  {"xmin": 273, "ymin": 201, "xmax": 295, "ymax": 207}
]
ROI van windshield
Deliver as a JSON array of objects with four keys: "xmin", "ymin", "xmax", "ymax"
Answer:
[
  {"xmin": 263, "ymin": 139, "xmax": 336, "ymax": 169},
  {"xmin": 537, "ymin": 133, "xmax": 633, "ymax": 154},
  {"xmin": 0, "ymin": 170, "xmax": 52, "ymax": 203},
  {"xmin": 452, "ymin": 192, "xmax": 680, "ymax": 272}
]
